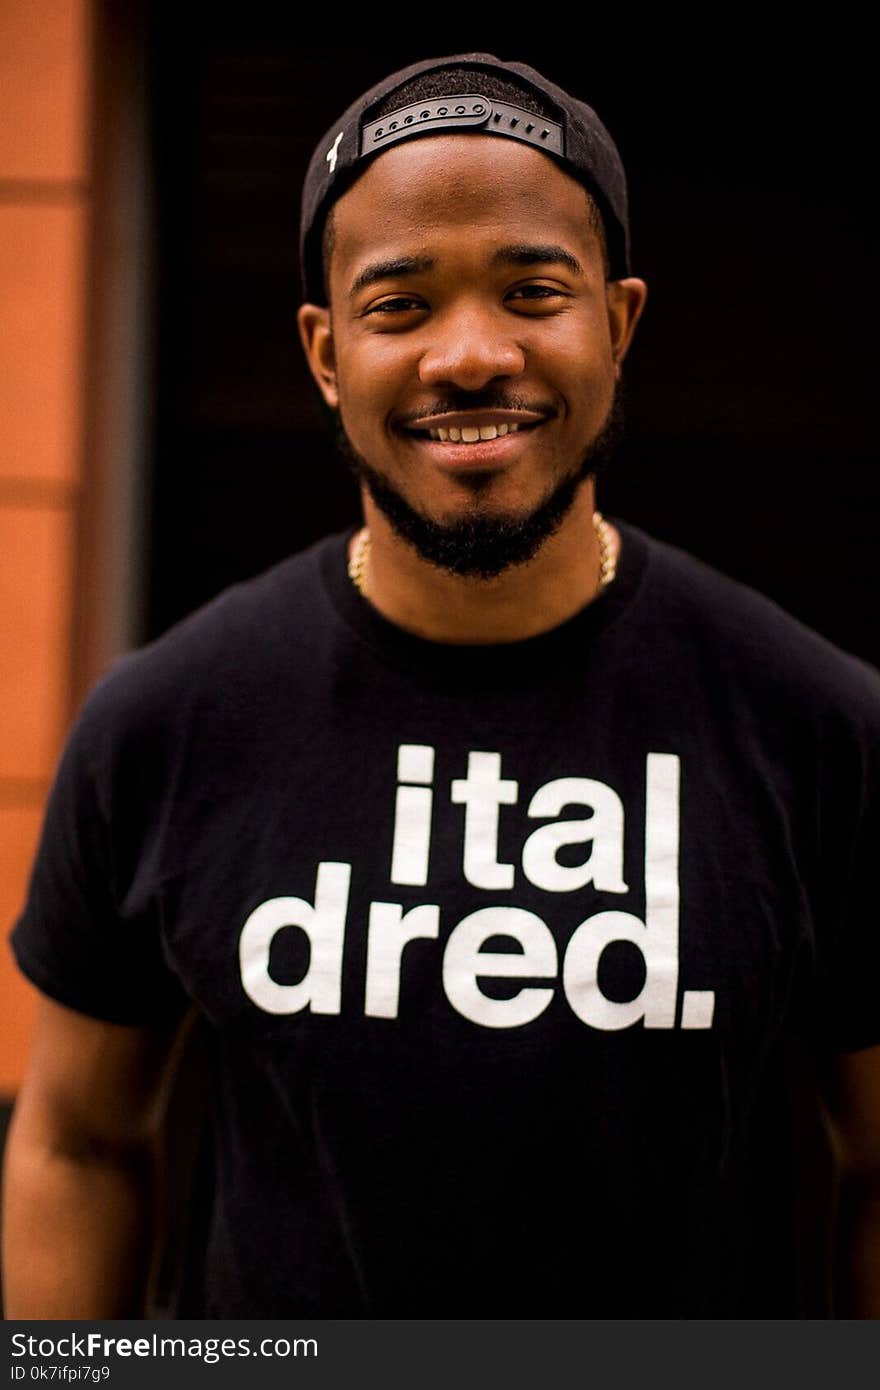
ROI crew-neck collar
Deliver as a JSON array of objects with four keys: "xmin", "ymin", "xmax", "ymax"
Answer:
[{"xmin": 318, "ymin": 516, "xmax": 651, "ymax": 684}]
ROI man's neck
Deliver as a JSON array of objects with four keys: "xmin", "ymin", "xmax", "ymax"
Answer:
[{"xmin": 350, "ymin": 484, "xmax": 619, "ymax": 645}]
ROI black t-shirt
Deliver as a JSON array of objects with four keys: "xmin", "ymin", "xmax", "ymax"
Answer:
[{"xmin": 11, "ymin": 519, "xmax": 880, "ymax": 1316}]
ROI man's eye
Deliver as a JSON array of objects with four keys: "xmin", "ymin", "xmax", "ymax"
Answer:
[
  {"xmin": 506, "ymin": 284, "xmax": 567, "ymax": 304},
  {"xmin": 366, "ymin": 296, "xmax": 425, "ymax": 314}
]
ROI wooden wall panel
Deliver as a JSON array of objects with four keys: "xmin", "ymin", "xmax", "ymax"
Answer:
[
  {"xmin": 0, "ymin": 205, "xmax": 87, "ymax": 486},
  {"xmin": 0, "ymin": 0, "xmax": 88, "ymax": 182},
  {"xmin": 0, "ymin": 805, "xmax": 41, "ymax": 1095},
  {"xmin": 0, "ymin": 0, "xmax": 91, "ymax": 1095},
  {"xmin": 0, "ymin": 508, "xmax": 75, "ymax": 783}
]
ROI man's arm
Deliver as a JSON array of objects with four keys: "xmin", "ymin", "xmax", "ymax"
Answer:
[
  {"xmin": 1, "ymin": 992, "xmax": 188, "ymax": 1319},
  {"xmin": 818, "ymin": 1042, "xmax": 880, "ymax": 1318}
]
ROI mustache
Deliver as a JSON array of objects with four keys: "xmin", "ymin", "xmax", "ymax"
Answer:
[{"xmin": 394, "ymin": 393, "xmax": 557, "ymax": 428}]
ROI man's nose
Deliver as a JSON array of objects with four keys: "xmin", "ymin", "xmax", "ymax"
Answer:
[{"xmin": 417, "ymin": 305, "xmax": 526, "ymax": 391}]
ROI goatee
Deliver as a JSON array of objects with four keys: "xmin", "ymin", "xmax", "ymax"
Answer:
[{"xmin": 335, "ymin": 381, "xmax": 625, "ymax": 580}]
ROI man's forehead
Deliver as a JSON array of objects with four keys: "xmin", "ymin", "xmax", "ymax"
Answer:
[{"xmin": 331, "ymin": 133, "xmax": 600, "ymax": 262}]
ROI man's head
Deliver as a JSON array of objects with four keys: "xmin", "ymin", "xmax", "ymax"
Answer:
[{"xmin": 297, "ymin": 55, "xmax": 647, "ymax": 578}]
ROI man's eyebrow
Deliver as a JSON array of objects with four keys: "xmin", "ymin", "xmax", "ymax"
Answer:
[
  {"xmin": 347, "ymin": 244, "xmax": 584, "ymax": 299},
  {"xmin": 348, "ymin": 254, "xmax": 435, "ymax": 298},
  {"xmin": 491, "ymin": 243, "xmax": 584, "ymax": 276}
]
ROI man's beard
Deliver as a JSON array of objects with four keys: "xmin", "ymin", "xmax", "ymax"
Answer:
[{"xmin": 335, "ymin": 380, "xmax": 625, "ymax": 580}]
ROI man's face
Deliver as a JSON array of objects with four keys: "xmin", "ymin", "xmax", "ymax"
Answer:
[{"xmin": 299, "ymin": 134, "xmax": 645, "ymax": 576}]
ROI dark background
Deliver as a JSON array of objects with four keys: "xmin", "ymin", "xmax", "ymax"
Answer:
[{"xmin": 143, "ymin": 33, "xmax": 875, "ymax": 668}]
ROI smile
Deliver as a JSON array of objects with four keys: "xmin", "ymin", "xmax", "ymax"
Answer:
[
  {"xmin": 427, "ymin": 423, "xmax": 522, "ymax": 442},
  {"xmin": 401, "ymin": 407, "xmax": 551, "ymax": 447},
  {"xmin": 402, "ymin": 419, "xmax": 548, "ymax": 471}
]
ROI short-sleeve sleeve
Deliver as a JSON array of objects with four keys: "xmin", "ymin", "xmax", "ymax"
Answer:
[{"xmin": 9, "ymin": 667, "xmax": 189, "ymax": 1026}]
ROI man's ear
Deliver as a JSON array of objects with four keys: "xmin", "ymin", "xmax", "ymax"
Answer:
[
  {"xmin": 297, "ymin": 303, "xmax": 338, "ymax": 408},
  {"xmin": 605, "ymin": 278, "xmax": 648, "ymax": 376}
]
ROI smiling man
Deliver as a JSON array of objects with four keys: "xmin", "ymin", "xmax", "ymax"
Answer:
[
  {"xmin": 4, "ymin": 53, "xmax": 880, "ymax": 1321},
  {"xmin": 299, "ymin": 126, "xmax": 643, "ymax": 620}
]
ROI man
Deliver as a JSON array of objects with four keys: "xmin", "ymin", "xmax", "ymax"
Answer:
[{"xmin": 3, "ymin": 53, "xmax": 879, "ymax": 1319}]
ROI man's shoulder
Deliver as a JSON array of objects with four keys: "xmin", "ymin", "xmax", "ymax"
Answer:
[
  {"xmin": 626, "ymin": 520, "xmax": 880, "ymax": 722},
  {"xmin": 74, "ymin": 531, "xmax": 346, "ymax": 743}
]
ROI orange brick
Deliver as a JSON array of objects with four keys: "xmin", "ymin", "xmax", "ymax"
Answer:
[
  {"xmin": 0, "ymin": 0, "xmax": 89, "ymax": 183},
  {"xmin": 0, "ymin": 204, "xmax": 87, "ymax": 485},
  {"xmin": 0, "ymin": 506, "xmax": 76, "ymax": 780},
  {"xmin": 0, "ymin": 802, "xmax": 43, "ymax": 1095}
]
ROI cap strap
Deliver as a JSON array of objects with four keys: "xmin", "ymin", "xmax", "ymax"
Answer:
[{"xmin": 360, "ymin": 95, "xmax": 564, "ymax": 159}]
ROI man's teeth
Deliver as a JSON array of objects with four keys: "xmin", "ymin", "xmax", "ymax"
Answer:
[{"xmin": 426, "ymin": 423, "xmax": 521, "ymax": 442}]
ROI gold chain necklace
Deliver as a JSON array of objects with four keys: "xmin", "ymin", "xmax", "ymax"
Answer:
[{"xmin": 348, "ymin": 511, "xmax": 617, "ymax": 596}]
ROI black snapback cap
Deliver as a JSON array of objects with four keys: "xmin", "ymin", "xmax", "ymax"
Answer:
[{"xmin": 299, "ymin": 52, "xmax": 632, "ymax": 303}]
